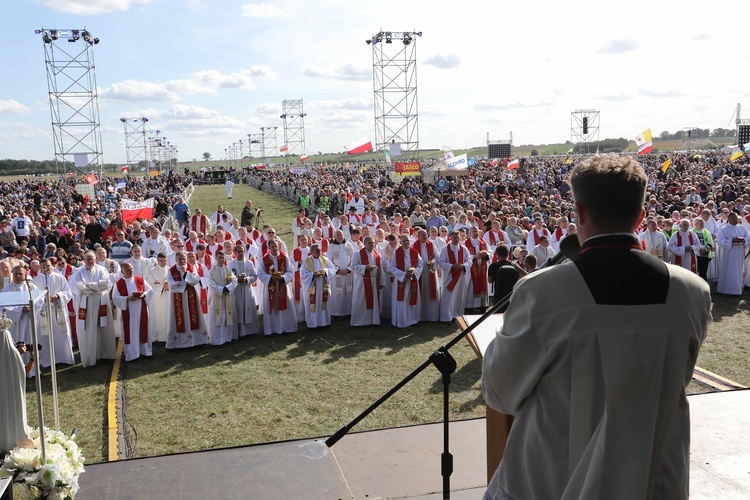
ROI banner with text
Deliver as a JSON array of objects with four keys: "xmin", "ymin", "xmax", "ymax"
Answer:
[{"xmin": 394, "ymin": 161, "xmax": 421, "ymax": 174}]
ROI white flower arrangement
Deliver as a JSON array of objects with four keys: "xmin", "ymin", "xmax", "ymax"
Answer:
[{"xmin": 0, "ymin": 427, "xmax": 85, "ymax": 500}]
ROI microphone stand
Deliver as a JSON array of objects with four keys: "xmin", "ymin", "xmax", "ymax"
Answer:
[{"xmin": 325, "ymin": 235, "xmax": 580, "ymax": 499}]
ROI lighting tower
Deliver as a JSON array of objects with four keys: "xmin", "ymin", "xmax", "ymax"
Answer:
[
  {"xmin": 366, "ymin": 30, "xmax": 422, "ymax": 158},
  {"xmin": 120, "ymin": 117, "xmax": 149, "ymax": 171},
  {"xmin": 570, "ymin": 109, "xmax": 600, "ymax": 153},
  {"xmin": 38, "ymin": 28, "xmax": 103, "ymax": 176},
  {"xmin": 280, "ymin": 100, "xmax": 307, "ymax": 157},
  {"xmin": 260, "ymin": 126, "xmax": 278, "ymax": 165},
  {"xmin": 248, "ymin": 133, "xmax": 263, "ymax": 161}
]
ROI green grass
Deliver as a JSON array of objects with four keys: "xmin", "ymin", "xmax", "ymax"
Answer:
[{"xmin": 23, "ymin": 182, "xmax": 750, "ymax": 465}]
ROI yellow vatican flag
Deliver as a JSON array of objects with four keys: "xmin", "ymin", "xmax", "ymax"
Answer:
[
  {"xmin": 730, "ymin": 151, "xmax": 744, "ymax": 162},
  {"xmin": 661, "ymin": 158, "xmax": 671, "ymax": 174}
]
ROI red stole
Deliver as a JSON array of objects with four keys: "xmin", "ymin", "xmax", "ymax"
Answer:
[
  {"xmin": 313, "ymin": 238, "xmax": 329, "ymax": 253},
  {"xmin": 292, "ymin": 247, "xmax": 308, "ymax": 303},
  {"xmin": 395, "ymin": 247, "xmax": 419, "ymax": 305},
  {"xmin": 196, "ymin": 265, "xmax": 208, "ymax": 313},
  {"xmin": 199, "ymin": 253, "xmax": 212, "ymax": 269},
  {"xmin": 169, "ymin": 264, "xmax": 200, "ymax": 333},
  {"xmin": 675, "ymin": 231, "xmax": 697, "ymax": 273},
  {"xmin": 532, "ymin": 228, "xmax": 548, "ymax": 246},
  {"xmin": 555, "ymin": 227, "xmax": 564, "ymax": 241},
  {"xmin": 466, "ymin": 239, "xmax": 488, "ymax": 296},
  {"xmin": 191, "ymin": 215, "xmax": 208, "ymax": 234},
  {"xmin": 295, "ymin": 216, "xmax": 304, "ymax": 230},
  {"xmin": 359, "ymin": 248, "xmax": 380, "ymax": 310},
  {"xmin": 321, "ymin": 226, "xmax": 334, "ymax": 239},
  {"xmin": 446, "ymin": 245, "xmax": 465, "ymax": 292},
  {"xmin": 116, "ymin": 277, "xmax": 148, "ymax": 345},
  {"xmin": 263, "ymin": 252, "xmax": 288, "ymax": 312},
  {"xmin": 488, "ymin": 231, "xmax": 504, "ymax": 263},
  {"xmin": 216, "ymin": 212, "xmax": 223, "ymax": 224},
  {"xmin": 412, "ymin": 240, "xmax": 437, "ymax": 300}
]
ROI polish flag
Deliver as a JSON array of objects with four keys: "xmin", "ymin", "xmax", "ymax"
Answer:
[
  {"xmin": 121, "ymin": 198, "xmax": 155, "ymax": 223},
  {"xmin": 507, "ymin": 159, "xmax": 520, "ymax": 169},
  {"xmin": 300, "ymin": 151, "xmax": 308, "ymax": 161},
  {"xmin": 490, "ymin": 158, "xmax": 499, "ymax": 166},
  {"xmin": 121, "ymin": 165, "xmax": 129, "ymax": 173},
  {"xmin": 346, "ymin": 136, "xmax": 373, "ymax": 155},
  {"xmin": 280, "ymin": 144, "xmax": 288, "ymax": 152}
]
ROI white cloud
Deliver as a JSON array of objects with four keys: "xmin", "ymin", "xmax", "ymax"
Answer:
[
  {"xmin": 101, "ymin": 68, "xmax": 276, "ymax": 102},
  {"xmin": 241, "ymin": 3, "xmax": 286, "ymax": 18},
  {"xmin": 597, "ymin": 39, "xmax": 639, "ymax": 54},
  {"xmin": 0, "ymin": 100, "xmax": 31, "ymax": 114},
  {"xmin": 309, "ymin": 98, "xmax": 370, "ymax": 111},
  {"xmin": 129, "ymin": 104, "xmax": 245, "ymax": 134},
  {"xmin": 424, "ymin": 54, "xmax": 460, "ymax": 69},
  {"xmin": 39, "ymin": 0, "xmax": 153, "ymax": 15},
  {"xmin": 301, "ymin": 63, "xmax": 370, "ymax": 81}
]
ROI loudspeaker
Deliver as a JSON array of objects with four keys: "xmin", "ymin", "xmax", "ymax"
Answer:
[
  {"xmin": 582, "ymin": 117, "xmax": 588, "ymax": 135},
  {"xmin": 739, "ymin": 125, "xmax": 750, "ymax": 148},
  {"xmin": 488, "ymin": 143, "xmax": 511, "ymax": 159}
]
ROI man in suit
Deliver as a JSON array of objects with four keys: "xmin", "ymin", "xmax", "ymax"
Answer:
[{"xmin": 482, "ymin": 155, "xmax": 711, "ymax": 499}]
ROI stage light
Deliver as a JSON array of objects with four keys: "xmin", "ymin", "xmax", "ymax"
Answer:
[
  {"xmin": 366, "ymin": 39, "xmax": 372, "ymax": 45},
  {"xmin": 43, "ymin": 33, "xmax": 52, "ymax": 44},
  {"xmin": 417, "ymin": 32, "xmax": 423, "ymax": 37},
  {"xmin": 280, "ymin": 114, "xmax": 286, "ymax": 119},
  {"xmin": 120, "ymin": 118, "xmax": 126, "ymax": 122},
  {"xmin": 50, "ymin": 30, "xmax": 58, "ymax": 40},
  {"xmin": 69, "ymin": 30, "xmax": 80, "ymax": 42},
  {"xmin": 385, "ymin": 32, "xmax": 392, "ymax": 43},
  {"xmin": 82, "ymin": 30, "xmax": 91, "ymax": 42}
]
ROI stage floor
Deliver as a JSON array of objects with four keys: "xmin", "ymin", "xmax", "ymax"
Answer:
[{"xmin": 77, "ymin": 314, "xmax": 750, "ymax": 499}]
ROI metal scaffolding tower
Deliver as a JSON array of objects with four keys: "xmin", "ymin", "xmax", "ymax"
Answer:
[
  {"xmin": 120, "ymin": 117, "xmax": 149, "ymax": 170},
  {"xmin": 366, "ymin": 30, "xmax": 422, "ymax": 158},
  {"xmin": 280, "ymin": 99, "xmax": 307, "ymax": 157},
  {"xmin": 570, "ymin": 109, "xmax": 600, "ymax": 153},
  {"xmin": 247, "ymin": 133, "xmax": 263, "ymax": 160},
  {"xmin": 38, "ymin": 27, "xmax": 103, "ymax": 175},
  {"xmin": 260, "ymin": 126, "xmax": 278, "ymax": 165}
]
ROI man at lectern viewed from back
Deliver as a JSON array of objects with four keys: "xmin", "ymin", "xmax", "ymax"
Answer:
[{"xmin": 482, "ymin": 155, "xmax": 711, "ymax": 499}]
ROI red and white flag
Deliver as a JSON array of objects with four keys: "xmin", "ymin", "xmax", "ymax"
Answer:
[
  {"xmin": 507, "ymin": 159, "xmax": 520, "ymax": 170},
  {"xmin": 121, "ymin": 198, "xmax": 155, "ymax": 223},
  {"xmin": 346, "ymin": 136, "xmax": 373, "ymax": 155},
  {"xmin": 121, "ymin": 165, "xmax": 129, "ymax": 173},
  {"xmin": 300, "ymin": 151, "xmax": 308, "ymax": 161},
  {"xmin": 280, "ymin": 144, "xmax": 289, "ymax": 152},
  {"xmin": 490, "ymin": 158, "xmax": 499, "ymax": 166},
  {"xmin": 83, "ymin": 174, "xmax": 98, "ymax": 185}
]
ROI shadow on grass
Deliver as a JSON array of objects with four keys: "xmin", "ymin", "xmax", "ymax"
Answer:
[{"xmin": 710, "ymin": 292, "xmax": 747, "ymax": 323}]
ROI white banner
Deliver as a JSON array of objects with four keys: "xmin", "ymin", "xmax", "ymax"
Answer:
[
  {"xmin": 445, "ymin": 153, "xmax": 468, "ymax": 170},
  {"xmin": 73, "ymin": 154, "xmax": 89, "ymax": 168},
  {"xmin": 121, "ymin": 198, "xmax": 155, "ymax": 210},
  {"xmin": 289, "ymin": 168, "xmax": 308, "ymax": 174}
]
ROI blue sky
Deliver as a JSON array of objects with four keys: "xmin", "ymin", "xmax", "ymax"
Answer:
[{"xmin": 1, "ymin": 0, "xmax": 747, "ymax": 164}]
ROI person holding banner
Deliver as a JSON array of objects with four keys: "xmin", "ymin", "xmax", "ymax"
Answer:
[
  {"xmin": 112, "ymin": 262, "xmax": 153, "ymax": 361},
  {"xmin": 165, "ymin": 251, "xmax": 209, "ymax": 349},
  {"xmin": 350, "ymin": 236, "xmax": 382, "ymax": 327}
]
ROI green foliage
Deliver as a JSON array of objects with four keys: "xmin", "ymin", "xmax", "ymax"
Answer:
[{"xmin": 530, "ymin": 149, "xmax": 539, "ymax": 156}]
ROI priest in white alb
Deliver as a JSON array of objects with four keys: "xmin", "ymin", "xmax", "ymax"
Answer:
[
  {"xmin": 257, "ymin": 239, "xmax": 297, "ymax": 335},
  {"xmin": 413, "ymin": 229, "xmax": 441, "ymax": 322},
  {"xmin": 300, "ymin": 243, "xmax": 336, "ymax": 328},
  {"xmin": 112, "ymin": 262, "xmax": 154, "ymax": 361},
  {"xmin": 32, "ymin": 258, "xmax": 75, "ymax": 367},
  {"xmin": 206, "ymin": 250, "xmax": 237, "ymax": 345},
  {"xmin": 716, "ymin": 212, "xmax": 749, "ymax": 295},
  {"xmin": 437, "ymin": 230, "xmax": 472, "ymax": 322},
  {"xmin": 227, "ymin": 244, "xmax": 260, "ymax": 337},
  {"xmin": 327, "ymin": 230, "xmax": 354, "ymax": 317},
  {"xmin": 166, "ymin": 251, "xmax": 209, "ymax": 349},
  {"xmin": 146, "ymin": 253, "xmax": 170, "ymax": 342},
  {"xmin": 3, "ymin": 265, "xmax": 45, "ymax": 375},
  {"xmin": 389, "ymin": 234, "xmax": 424, "ymax": 328},
  {"xmin": 668, "ymin": 219, "xmax": 702, "ymax": 274},
  {"xmin": 349, "ymin": 236, "xmax": 382, "ymax": 326},
  {"xmin": 70, "ymin": 251, "xmax": 113, "ymax": 367}
]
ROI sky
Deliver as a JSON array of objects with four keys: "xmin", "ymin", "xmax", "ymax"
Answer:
[{"xmin": 0, "ymin": 0, "xmax": 747, "ymax": 165}]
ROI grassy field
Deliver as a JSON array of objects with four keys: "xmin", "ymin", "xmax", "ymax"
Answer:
[{"xmin": 23, "ymin": 183, "xmax": 750, "ymax": 466}]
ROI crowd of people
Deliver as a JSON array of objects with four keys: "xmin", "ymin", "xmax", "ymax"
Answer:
[{"xmin": 1, "ymin": 148, "xmax": 748, "ymax": 372}]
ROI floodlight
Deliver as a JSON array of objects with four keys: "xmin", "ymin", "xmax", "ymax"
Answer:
[{"xmin": 50, "ymin": 30, "xmax": 58, "ymax": 40}]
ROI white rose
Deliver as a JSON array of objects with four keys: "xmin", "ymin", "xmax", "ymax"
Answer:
[{"xmin": 39, "ymin": 463, "xmax": 61, "ymax": 490}]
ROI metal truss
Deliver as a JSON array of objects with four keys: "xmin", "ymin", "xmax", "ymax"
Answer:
[
  {"xmin": 120, "ymin": 117, "xmax": 148, "ymax": 169},
  {"xmin": 280, "ymin": 99, "xmax": 306, "ymax": 157},
  {"xmin": 38, "ymin": 28, "xmax": 103, "ymax": 175},
  {"xmin": 570, "ymin": 109, "xmax": 600, "ymax": 153},
  {"xmin": 260, "ymin": 126, "xmax": 278, "ymax": 164},
  {"xmin": 367, "ymin": 30, "xmax": 422, "ymax": 158}
]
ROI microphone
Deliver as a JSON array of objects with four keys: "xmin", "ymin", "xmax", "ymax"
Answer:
[{"xmin": 539, "ymin": 233, "xmax": 581, "ymax": 269}]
